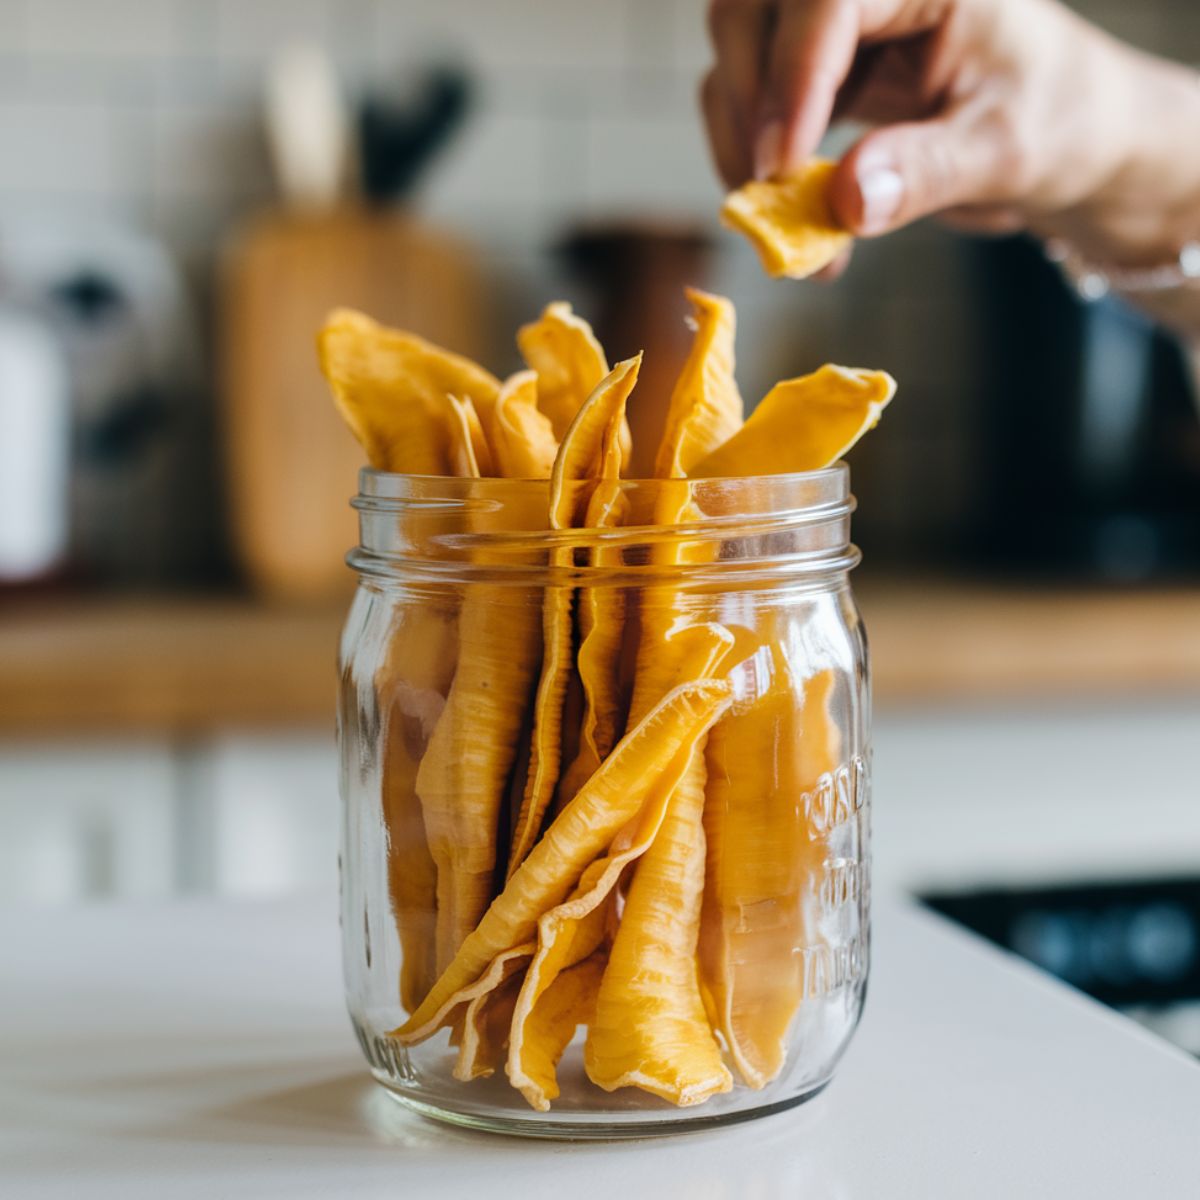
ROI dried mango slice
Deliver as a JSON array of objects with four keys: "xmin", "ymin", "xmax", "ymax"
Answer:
[
  {"xmin": 554, "ymin": 472, "xmax": 629, "ymax": 806},
  {"xmin": 417, "ymin": 583, "xmax": 542, "ymax": 971},
  {"xmin": 453, "ymin": 944, "xmax": 533, "ymax": 1082},
  {"xmin": 414, "ymin": 385, "xmax": 541, "ymax": 972},
  {"xmin": 585, "ymin": 750, "xmax": 732, "ymax": 1106},
  {"xmin": 517, "ymin": 301, "xmax": 633, "ymax": 464},
  {"xmin": 507, "ymin": 953, "xmax": 607, "ymax": 1110},
  {"xmin": 505, "ymin": 623, "xmax": 730, "ymax": 1109},
  {"xmin": 375, "ymin": 607, "xmax": 457, "ymax": 1013},
  {"xmin": 373, "ymin": 387, "xmax": 486, "ymax": 1012},
  {"xmin": 318, "ymin": 307, "xmax": 500, "ymax": 474},
  {"xmin": 490, "ymin": 370, "xmax": 559, "ymax": 479},
  {"xmin": 654, "ymin": 288, "xmax": 743, "ymax": 479},
  {"xmin": 720, "ymin": 159, "xmax": 851, "ymax": 280},
  {"xmin": 700, "ymin": 663, "xmax": 840, "ymax": 1087},
  {"xmin": 517, "ymin": 302, "xmax": 609, "ymax": 439},
  {"xmin": 394, "ymin": 678, "xmax": 732, "ymax": 1043},
  {"xmin": 692, "ymin": 364, "xmax": 896, "ymax": 478},
  {"xmin": 507, "ymin": 357, "xmax": 642, "ymax": 875},
  {"xmin": 438, "ymin": 394, "xmax": 494, "ymax": 478}
]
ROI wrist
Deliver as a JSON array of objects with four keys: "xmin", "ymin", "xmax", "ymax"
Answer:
[{"xmin": 1036, "ymin": 44, "xmax": 1200, "ymax": 265}]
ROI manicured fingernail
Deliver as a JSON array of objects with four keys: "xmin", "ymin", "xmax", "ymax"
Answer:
[
  {"xmin": 754, "ymin": 120, "xmax": 785, "ymax": 181},
  {"xmin": 857, "ymin": 167, "xmax": 904, "ymax": 233}
]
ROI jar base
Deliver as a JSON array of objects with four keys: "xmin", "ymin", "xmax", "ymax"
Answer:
[{"xmin": 378, "ymin": 1077, "xmax": 832, "ymax": 1141}]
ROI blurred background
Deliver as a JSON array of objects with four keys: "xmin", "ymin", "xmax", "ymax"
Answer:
[{"xmin": 0, "ymin": 1, "xmax": 1198, "ymax": 1051}]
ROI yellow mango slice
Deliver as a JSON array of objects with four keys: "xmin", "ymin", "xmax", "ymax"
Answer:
[
  {"xmin": 375, "ymin": 608, "xmax": 457, "ymax": 1014},
  {"xmin": 506, "ymin": 627, "xmax": 734, "ymax": 1109},
  {"xmin": 317, "ymin": 307, "xmax": 500, "ymax": 474},
  {"xmin": 692, "ymin": 364, "xmax": 896, "ymax": 478},
  {"xmin": 393, "ymin": 677, "xmax": 732, "ymax": 1044},
  {"xmin": 553, "ymin": 469, "xmax": 629, "ymax": 806},
  {"xmin": 720, "ymin": 160, "xmax": 852, "ymax": 280},
  {"xmin": 585, "ymin": 751, "xmax": 732, "ymax": 1106},
  {"xmin": 453, "ymin": 944, "xmax": 533, "ymax": 1082},
  {"xmin": 438, "ymin": 394, "xmax": 494, "ymax": 478},
  {"xmin": 413, "ymin": 384, "xmax": 543, "ymax": 972},
  {"xmin": 516, "ymin": 301, "xmax": 608, "ymax": 439},
  {"xmin": 517, "ymin": 301, "xmax": 633, "ymax": 464},
  {"xmin": 654, "ymin": 288, "xmax": 744, "ymax": 479},
  {"xmin": 700, "ymin": 663, "xmax": 840, "ymax": 1087},
  {"xmin": 490, "ymin": 370, "xmax": 559, "ymax": 479},
  {"xmin": 369, "ymin": 385, "xmax": 485, "ymax": 1013},
  {"xmin": 507, "ymin": 953, "xmax": 607, "ymax": 1110},
  {"xmin": 417, "ymin": 584, "xmax": 542, "ymax": 972},
  {"xmin": 507, "ymin": 356, "xmax": 642, "ymax": 875}
]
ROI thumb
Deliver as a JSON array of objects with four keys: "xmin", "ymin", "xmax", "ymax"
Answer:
[{"xmin": 830, "ymin": 109, "xmax": 1010, "ymax": 236}]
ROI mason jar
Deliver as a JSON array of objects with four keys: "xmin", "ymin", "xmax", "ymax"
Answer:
[{"xmin": 338, "ymin": 466, "xmax": 870, "ymax": 1138}]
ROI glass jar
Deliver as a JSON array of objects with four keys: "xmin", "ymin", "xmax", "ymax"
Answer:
[{"xmin": 338, "ymin": 467, "xmax": 870, "ymax": 1138}]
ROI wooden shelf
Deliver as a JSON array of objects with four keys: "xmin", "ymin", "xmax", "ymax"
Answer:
[
  {"xmin": 2, "ymin": 583, "xmax": 1199, "ymax": 736},
  {"xmin": 858, "ymin": 581, "xmax": 1200, "ymax": 705},
  {"xmin": 0, "ymin": 596, "xmax": 342, "ymax": 737}
]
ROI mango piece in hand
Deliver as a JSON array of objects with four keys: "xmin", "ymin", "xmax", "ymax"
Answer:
[{"xmin": 721, "ymin": 160, "xmax": 852, "ymax": 280}]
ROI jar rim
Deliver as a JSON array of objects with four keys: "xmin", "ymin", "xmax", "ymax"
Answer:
[{"xmin": 349, "ymin": 464, "xmax": 859, "ymax": 585}]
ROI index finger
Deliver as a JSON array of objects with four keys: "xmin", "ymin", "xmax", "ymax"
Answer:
[
  {"xmin": 758, "ymin": 0, "xmax": 953, "ymax": 178},
  {"xmin": 707, "ymin": 0, "xmax": 775, "ymax": 155},
  {"xmin": 758, "ymin": 0, "xmax": 861, "ymax": 178}
]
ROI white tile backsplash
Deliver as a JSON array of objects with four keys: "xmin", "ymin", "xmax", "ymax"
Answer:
[
  {"xmin": 582, "ymin": 110, "xmax": 720, "ymax": 221},
  {"xmin": 0, "ymin": 0, "xmax": 1189, "ymax": 320},
  {"xmin": 0, "ymin": 100, "xmax": 133, "ymax": 198},
  {"xmin": 28, "ymin": 0, "xmax": 177, "ymax": 59}
]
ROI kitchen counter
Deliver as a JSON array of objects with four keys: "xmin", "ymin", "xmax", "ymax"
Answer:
[
  {"xmin": 2, "ymin": 582, "xmax": 1199, "ymax": 734},
  {"xmin": 3, "ymin": 895, "xmax": 1197, "ymax": 1199}
]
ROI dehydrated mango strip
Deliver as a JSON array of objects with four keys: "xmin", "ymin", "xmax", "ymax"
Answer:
[
  {"xmin": 317, "ymin": 307, "xmax": 500, "ymax": 475},
  {"xmin": 692, "ymin": 364, "xmax": 896, "ymax": 478},
  {"xmin": 721, "ymin": 159, "xmax": 851, "ymax": 280},
  {"xmin": 418, "ymin": 582, "xmax": 543, "ymax": 972},
  {"xmin": 507, "ymin": 953, "xmax": 607, "ymax": 1111},
  {"xmin": 325, "ymin": 340, "xmax": 492, "ymax": 1014},
  {"xmin": 438, "ymin": 394, "xmax": 494, "ymax": 478},
  {"xmin": 654, "ymin": 288, "xmax": 744, "ymax": 479},
  {"xmin": 553, "ymin": 473, "xmax": 629, "ymax": 807},
  {"xmin": 506, "ymin": 619, "xmax": 728, "ymax": 1112},
  {"xmin": 517, "ymin": 301, "xmax": 632, "ymax": 465},
  {"xmin": 394, "ymin": 678, "xmax": 732, "ymax": 1044},
  {"xmin": 490, "ymin": 370, "xmax": 559, "ymax": 479},
  {"xmin": 585, "ymin": 753, "xmax": 732, "ymax": 1107},
  {"xmin": 700, "ymin": 663, "xmax": 840, "ymax": 1088},
  {"xmin": 375, "ymin": 608, "xmax": 457, "ymax": 1014},
  {"xmin": 507, "ymin": 357, "xmax": 642, "ymax": 875},
  {"xmin": 453, "ymin": 944, "xmax": 534, "ymax": 1082},
  {"xmin": 507, "ymin": 861, "xmax": 617, "ymax": 1109}
]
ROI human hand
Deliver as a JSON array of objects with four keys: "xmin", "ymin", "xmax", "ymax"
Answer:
[{"xmin": 701, "ymin": 0, "xmax": 1200, "ymax": 266}]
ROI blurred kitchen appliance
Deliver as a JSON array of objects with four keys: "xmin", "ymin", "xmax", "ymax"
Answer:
[
  {"xmin": 970, "ymin": 237, "xmax": 1200, "ymax": 580},
  {"xmin": 221, "ymin": 47, "xmax": 483, "ymax": 602},
  {"xmin": 925, "ymin": 875, "xmax": 1200, "ymax": 1057},
  {"xmin": 0, "ymin": 220, "xmax": 207, "ymax": 585},
  {"xmin": 0, "ymin": 308, "xmax": 70, "ymax": 585}
]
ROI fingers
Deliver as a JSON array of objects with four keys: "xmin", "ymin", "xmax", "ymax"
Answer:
[
  {"xmin": 938, "ymin": 204, "xmax": 1026, "ymax": 235},
  {"xmin": 701, "ymin": 69, "xmax": 752, "ymax": 188},
  {"xmin": 829, "ymin": 106, "xmax": 1011, "ymax": 235},
  {"xmin": 758, "ymin": 0, "xmax": 860, "ymax": 179},
  {"xmin": 707, "ymin": 0, "xmax": 774, "ymax": 182}
]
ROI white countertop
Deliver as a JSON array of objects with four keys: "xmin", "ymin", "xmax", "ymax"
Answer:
[{"xmin": 3, "ymin": 894, "xmax": 1197, "ymax": 1199}]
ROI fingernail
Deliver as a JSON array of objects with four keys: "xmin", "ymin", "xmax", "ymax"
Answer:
[
  {"xmin": 754, "ymin": 120, "xmax": 785, "ymax": 181},
  {"xmin": 857, "ymin": 167, "xmax": 904, "ymax": 233}
]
